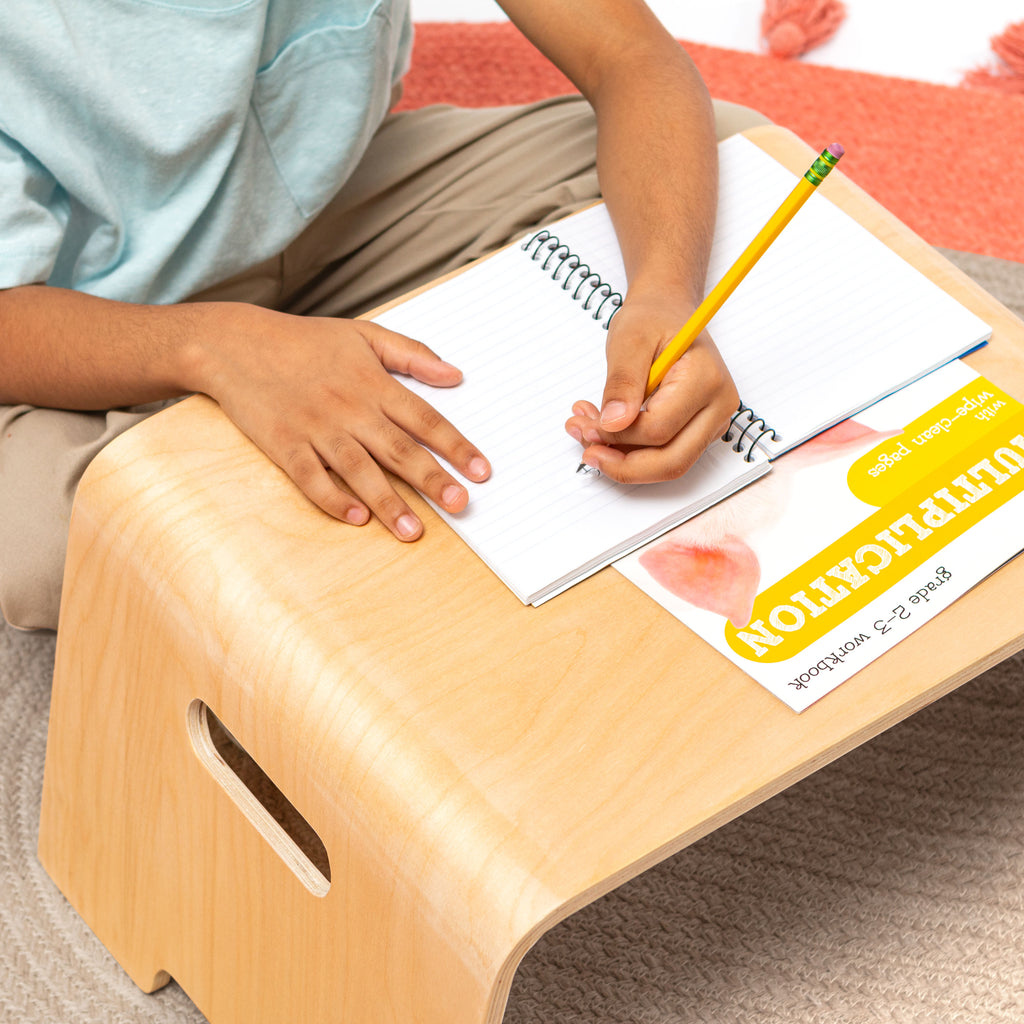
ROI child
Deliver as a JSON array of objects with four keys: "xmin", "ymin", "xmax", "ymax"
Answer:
[{"xmin": 0, "ymin": 0, "xmax": 769, "ymax": 629}]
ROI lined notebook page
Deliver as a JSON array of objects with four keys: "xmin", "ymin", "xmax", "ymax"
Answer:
[
  {"xmin": 708, "ymin": 136, "xmax": 990, "ymax": 454},
  {"xmin": 545, "ymin": 138, "xmax": 990, "ymax": 458},
  {"xmin": 373, "ymin": 135, "xmax": 990, "ymax": 605},
  {"xmin": 374, "ymin": 234, "xmax": 766, "ymax": 605}
]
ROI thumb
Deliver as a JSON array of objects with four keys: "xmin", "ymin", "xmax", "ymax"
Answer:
[
  {"xmin": 358, "ymin": 321, "xmax": 463, "ymax": 387},
  {"xmin": 599, "ymin": 319, "xmax": 650, "ymax": 432}
]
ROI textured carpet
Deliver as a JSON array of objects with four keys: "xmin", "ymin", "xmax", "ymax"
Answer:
[{"xmin": 5, "ymin": 23, "xmax": 1024, "ymax": 1024}]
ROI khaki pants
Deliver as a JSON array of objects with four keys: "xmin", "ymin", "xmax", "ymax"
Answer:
[{"xmin": 0, "ymin": 96, "xmax": 771, "ymax": 630}]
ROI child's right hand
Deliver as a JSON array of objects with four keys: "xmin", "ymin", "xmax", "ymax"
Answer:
[{"xmin": 563, "ymin": 291, "xmax": 738, "ymax": 483}]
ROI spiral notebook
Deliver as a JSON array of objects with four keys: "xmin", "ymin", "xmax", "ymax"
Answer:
[{"xmin": 374, "ymin": 135, "xmax": 991, "ymax": 606}]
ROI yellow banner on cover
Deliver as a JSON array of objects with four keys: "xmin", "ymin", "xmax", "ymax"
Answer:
[{"xmin": 725, "ymin": 384, "xmax": 1024, "ymax": 663}]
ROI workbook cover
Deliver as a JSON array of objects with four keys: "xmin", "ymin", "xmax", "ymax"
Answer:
[{"xmin": 615, "ymin": 360, "xmax": 1024, "ymax": 711}]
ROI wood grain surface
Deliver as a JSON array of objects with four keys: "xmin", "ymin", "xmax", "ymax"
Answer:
[{"xmin": 37, "ymin": 127, "xmax": 1024, "ymax": 1024}]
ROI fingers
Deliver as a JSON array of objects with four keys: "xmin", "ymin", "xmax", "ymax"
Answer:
[
  {"xmin": 213, "ymin": 315, "xmax": 495, "ymax": 542},
  {"xmin": 596, "ymin": 312, "xmax": 652, "ymax": 433},
  {"xmin": 285, "ymin": 432, "xmax": 472, "ymax": 543},
  {"xmin": 386, "ymin": 383, "xmax": 491, "ymax": 486},
  {"xmin": 303, "ymin": 438, "xmax": 428, "ymax": 542},
  {"xmin": 333, "ymin": 412, "xmax": 480, "ymax": 540},
  {"xmin": 565, "ymin": 333, "xmax": 739, "ymax": 484},
  {"xmin": 576, "ymin": 401, "xmax": 732, "ymax": 483},
  {"xmin": 351, "ymin": 319, "xmax": 491, "ymax": 484},
  {"xmin": 359, "ymin": 320, "xmax": 464, "ymax": 388},
  {"xmin": 285, "ymin": 379, "xmax": 490, "ymax": 543},
  {"xmin": 284, "ymin": 447, "xmax": 373, "ymax": 526}
]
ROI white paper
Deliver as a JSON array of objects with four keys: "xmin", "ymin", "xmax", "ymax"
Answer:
[{"xmin": 373, "ymin": 137, "xmax": 992, "ymax": 606}]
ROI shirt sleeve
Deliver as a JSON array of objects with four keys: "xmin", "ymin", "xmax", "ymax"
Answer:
[{"xmin": 0, "ymin": 127, "xmax": 64, "ymax": 289}]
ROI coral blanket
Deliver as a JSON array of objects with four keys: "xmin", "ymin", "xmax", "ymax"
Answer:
[{"xmin": 399, "ymin": 23, "xmax": 1024, "ymax": 263}]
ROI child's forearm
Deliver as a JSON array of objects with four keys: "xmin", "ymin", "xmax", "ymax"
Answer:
[
  {"xmin": 500, "ymin": 0, "xmax": 738, "ymax": 482},
  {"xmin": 0, "ymin": 284, "xmax": 205, "ymax": 409},
  {"xmin": 0, "ymin": 285, "xmax": 491, "ymax": 541}
]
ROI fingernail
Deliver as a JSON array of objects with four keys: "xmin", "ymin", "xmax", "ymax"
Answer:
[
  {"xmin": 583, "ymin": 427, "xmax": 602, "ymax": 443},
  {"xmin": 345, "ymin": 507, "xmax": 369, "ymax": 525},
  {"xmin": 396, "ymin": 514, "xmax": 420, "ymax": 539},
  {"xmin": 441, "ymin": 484, "xmax": 464, "ymax": 508},
  {"xmin": 582, "ymin": 452, "xmax": 600, "ymax": 469},
  {"xmin": 566, "ymin": 425, "xmax": 583, "ymax": 443},
  {"xmin": 600, "ymin": 401, "xmax": 628, "ymax": 426},
  {"xmin": 468, "ymin": 456, "xmax": 489, "ymax": 480}
]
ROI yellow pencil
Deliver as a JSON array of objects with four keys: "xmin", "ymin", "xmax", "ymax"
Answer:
[{"xmin": 645, "ymin": 142, "xmax": 845, "ymax": 398}]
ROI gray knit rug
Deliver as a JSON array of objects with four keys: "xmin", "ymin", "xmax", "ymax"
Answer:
[{"xmin": 2, "ymin": 248, "xmax": 1023, "ymax": 1023}]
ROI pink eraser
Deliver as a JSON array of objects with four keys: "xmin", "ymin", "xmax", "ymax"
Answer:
[{"xmin": 827, "ymin": 142, "xmax": 845, "ymax": 158}]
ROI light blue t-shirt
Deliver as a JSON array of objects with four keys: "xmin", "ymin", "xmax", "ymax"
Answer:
[{"xmin": 0, "ymin": 0, "xmax": 412, "ymax": 304}]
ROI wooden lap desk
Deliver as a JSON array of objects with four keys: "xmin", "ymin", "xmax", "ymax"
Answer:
[{"xmin": 38, "ymin": 127, "xmax": 1024, "ymax": 1024}]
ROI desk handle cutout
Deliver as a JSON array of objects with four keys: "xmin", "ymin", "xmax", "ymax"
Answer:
[{"xmin": 187, "ymin": 699, "xmax": 331, "ymax": 897}]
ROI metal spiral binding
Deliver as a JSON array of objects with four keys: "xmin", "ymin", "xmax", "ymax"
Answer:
[
  {"xmin": 521, "ymin": 229, "xmax": 623, "ymax": 329},
  {"xmin": 724, "ymin": 404, "xmax": 779, "ymax": 462}
]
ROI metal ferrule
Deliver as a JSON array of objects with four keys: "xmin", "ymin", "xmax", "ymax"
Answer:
[{"xmin": 803, "ymin": 149, "xmax": 840, "ymax": 186}]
